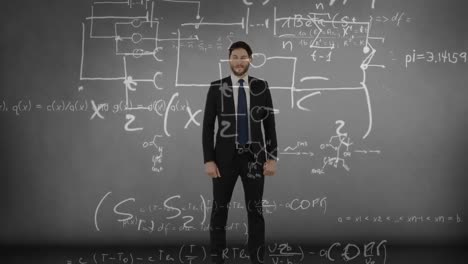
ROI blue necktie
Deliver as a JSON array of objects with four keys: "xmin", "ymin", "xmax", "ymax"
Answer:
[{"xmin": 237, "ymin": 79, "xmax": 248, "ymax": 144}]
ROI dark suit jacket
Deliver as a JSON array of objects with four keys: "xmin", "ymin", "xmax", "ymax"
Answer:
[{"xmin": 202, "ymin": 75, "xmax": 278, "ymax": 173}]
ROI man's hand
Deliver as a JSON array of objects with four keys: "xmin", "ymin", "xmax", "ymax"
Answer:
[
  {"xmin": 205, "ymin": 161, "xmax": 221, "ymax": 178},
  {"xmin": 263, "ymin": 160, "xmax": 277, "ymax": 176}
]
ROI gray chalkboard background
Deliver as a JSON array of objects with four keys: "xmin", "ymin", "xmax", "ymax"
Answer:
[{"xmin": 1, "ymin": 0, "xmax": 467, "ymax": 249}]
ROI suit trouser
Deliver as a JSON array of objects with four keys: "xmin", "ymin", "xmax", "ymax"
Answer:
[{"xmin": 210, "ymin": 152, "xmax": 265, "ymax": 264}]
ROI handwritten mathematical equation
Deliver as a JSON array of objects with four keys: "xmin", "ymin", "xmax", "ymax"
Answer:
[
  {"xmin": 65, "ymin": 240, "xmax": 388, "ymax": 264},
  {"xmin": 0, "ymin": 96, "xmax": 201, "ymax": 132},
  {"xmin": 0, "ymin": 99, "xmax": 89, "ymax": 115},
  {"xmin": 273, "ymin": 9, "xmax": 384, "ymax": 58},
  {"xmin": 337, "ymin": 214, "xmax": 463, "ymax": 224},
  {"xmin": 405, "ymin": 50, "xmax": 467, "ymax": 68},
  {"xmin": 94, "ymin": 192, "xmax": 328, "ymax": 234},
  {"xmin": 370, "ymin": 11, "xmax": 411, "ymax": 26}
]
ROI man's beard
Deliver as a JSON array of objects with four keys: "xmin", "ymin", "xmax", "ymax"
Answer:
[{"xmin": 230, "ymin": 64, "xmax": 249, "ymax": 77}]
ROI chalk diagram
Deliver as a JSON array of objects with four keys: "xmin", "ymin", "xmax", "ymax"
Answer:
[{"xmin": 79, "ymin": 0, "xmax": 383, "ymax": 174}]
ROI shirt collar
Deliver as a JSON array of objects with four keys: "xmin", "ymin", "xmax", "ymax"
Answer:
[{"xmin": 230, "ymin": 73, "xmax": 249, "ymax": 88}]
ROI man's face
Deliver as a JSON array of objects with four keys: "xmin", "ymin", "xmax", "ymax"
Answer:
[{"xmin": 229, "ymin": 48, "xmax": 251, "ymax": 77}]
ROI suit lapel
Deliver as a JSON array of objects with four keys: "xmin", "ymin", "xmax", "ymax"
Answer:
[
  {"xmin": 220, "ymin": 76, "xmax": 234, "ymax": 114},
  {"xmin": 248, "ymin": 75, "xmax": 254, "ymax": 115},
  {"xmin": 247, "ymin": 75, "xmax": 254, "ymax": 143}
]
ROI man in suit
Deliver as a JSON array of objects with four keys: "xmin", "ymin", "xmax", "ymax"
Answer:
[{"xmin": 202, "ymin": 41, "xmax": 278, "ymax": 264}]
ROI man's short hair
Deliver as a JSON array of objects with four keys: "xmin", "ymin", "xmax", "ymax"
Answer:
[{"xmin": 228, "ymin": 41, "xmax": 253, "ymax": 58}]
